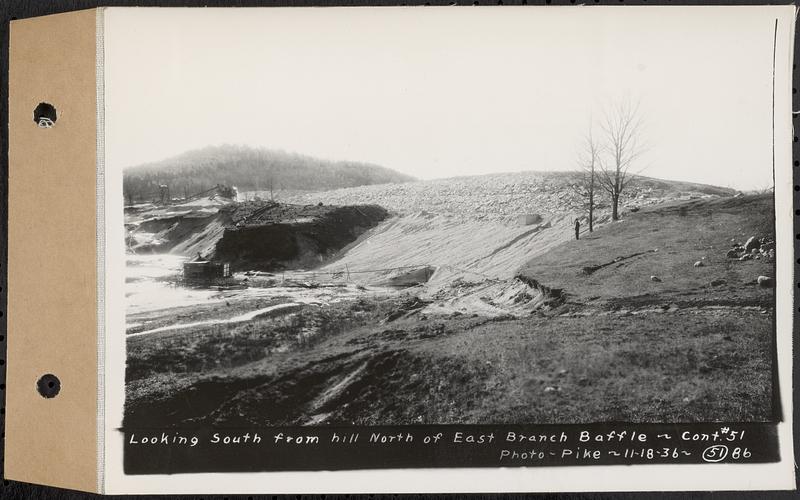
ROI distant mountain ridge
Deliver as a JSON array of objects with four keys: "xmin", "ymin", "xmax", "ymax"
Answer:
[{"xmin": 123, "ymin": 145, "xmax": 415, "ymax": 203}]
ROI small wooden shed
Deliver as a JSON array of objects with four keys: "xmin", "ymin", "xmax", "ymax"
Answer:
[{"xmin": 183, "ymin": 260, "xmax": 231, "ymax": 284}]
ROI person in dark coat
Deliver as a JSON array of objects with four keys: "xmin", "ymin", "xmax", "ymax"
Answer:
[{"xmin": 574, "ymin": 219, "xmax": 580, "ymax": 240}]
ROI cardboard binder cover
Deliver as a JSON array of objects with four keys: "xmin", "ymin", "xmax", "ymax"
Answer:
[{"xmin": 6, "ymin": 9, "xmax": 99, "ymax": 493}]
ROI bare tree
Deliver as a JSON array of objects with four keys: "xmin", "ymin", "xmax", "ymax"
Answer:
[
  {"xmin": 598, "ymin": 99, "xmax": 645, "ymax": 221},
  {"xmin": 569, "ymin": 121, "xmax": 601, "ymax": 232},
  {"xmin": 266, "ymin": 175, "xmax": 275, "ymax": 201},
  {"xmin": 123, "ymin": 183, "xmax": 136, "ymax": 206}
]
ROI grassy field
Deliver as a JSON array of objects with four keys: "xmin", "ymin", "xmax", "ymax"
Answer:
[
  {"xmin": 522, "ymin": 194, "xmax": 776, "ymax": 311},
  {"xmin": 125, "ymin": 194, "xmax": 776, "ymax": 428}
]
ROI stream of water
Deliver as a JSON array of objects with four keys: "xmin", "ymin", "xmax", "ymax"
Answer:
[{"xmin": 126, "ymin": 253, "xmax": 395, "ymax": 331}]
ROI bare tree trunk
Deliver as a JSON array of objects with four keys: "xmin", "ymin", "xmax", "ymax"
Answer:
[
  {"xmin": 598, "ymin": 98, "xmax": 644, "ymax": 222},
  {"xmin": 572, "ymin": 119, "xmax": 600, "ymax": 231}
]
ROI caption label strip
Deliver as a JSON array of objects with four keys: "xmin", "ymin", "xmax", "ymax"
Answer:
[{"xmin": 124, "ymin": 422, "xmax": 778, "ymax": 474}]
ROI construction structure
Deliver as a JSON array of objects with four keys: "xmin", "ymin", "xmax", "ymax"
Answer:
[{"xmin": 183, "ymin": 260, "xmax": 232, "ymax": 285}]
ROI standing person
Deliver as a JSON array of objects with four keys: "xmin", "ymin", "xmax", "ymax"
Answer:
[{"xmin": 574, "ymin": 219, "xmax": 580, "ymax": 240}]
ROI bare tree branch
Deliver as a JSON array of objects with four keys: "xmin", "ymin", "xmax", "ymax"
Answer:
[
  {"xmin": 597, "ymin": 97, "xmax": 645, "ymax": 220},
  {"xmin": 571, "ymin": 117, "xmax": 601, "ymax": 231}
]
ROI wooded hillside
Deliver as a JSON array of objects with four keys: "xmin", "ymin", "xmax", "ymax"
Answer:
[{"xmin": 123, "ymin": 145, "xmax": 414, "ymax": 203}]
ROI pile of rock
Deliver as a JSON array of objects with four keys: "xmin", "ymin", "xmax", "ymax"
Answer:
[
  {"xmin": 726, "ymin": 236, "xmax": 775, "ymax": 262},
  {"xmin": 284, "ymin": 171, "xmax": 726, "ymax": 224}
]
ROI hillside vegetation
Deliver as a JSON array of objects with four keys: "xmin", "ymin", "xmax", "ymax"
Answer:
[
  {"xmin": 123, "ymin": 145, "xmax": 414, "ymax": 204},
  {"xmin": 522, "ymin": 194, "xmax": 775, "ymax": 309}
]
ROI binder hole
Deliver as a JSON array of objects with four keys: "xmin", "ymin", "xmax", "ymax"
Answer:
[
  {"xmin": 33, "ymin": 102, "xmax": 57, "ymax": 128},
  {"xmin": 36, "ymin": 374, "xmax": 60, "ymax": 399}
]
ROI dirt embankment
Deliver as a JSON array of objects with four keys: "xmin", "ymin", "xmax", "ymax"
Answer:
[
  {"xmin": 132, "ymin": 212, "xmax": 230, "ymax": 257},
  {"xmin": 126, "ymin": 198, "xmax": 390, "ymax": 270},
  {"xmin": 125, "ymin": 195, "xmax": 235, "ymax": 257},
  {"xmin": 215, "ymin": 203, "xmax": 389, "ymax": 271}
]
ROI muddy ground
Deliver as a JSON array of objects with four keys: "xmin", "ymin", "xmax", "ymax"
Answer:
[{"xmin": 125, "ymin": 293, "xmax": 773, "ymax": 427}]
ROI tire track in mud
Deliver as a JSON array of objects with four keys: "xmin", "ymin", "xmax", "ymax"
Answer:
[
  {"xmin": 204, "ymin": 348, "xmax": 396, "ymax": 427},
  {"xmin": 124, "ymin": 349, "xmax": 368, "ymax": 428},
  {"xmin": 128, "ymin": 342, "xmax": 475, "ymax": 428},
  {"xmin": 304, "ymin": 360, "xmax": 370, "ymax": 424}
]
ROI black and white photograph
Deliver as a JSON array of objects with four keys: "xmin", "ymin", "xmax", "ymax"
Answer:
[{"xmin": 98, "ymin": 5, "xmax": 795, "ymax": 490}]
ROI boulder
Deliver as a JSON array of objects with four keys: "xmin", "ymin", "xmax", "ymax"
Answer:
[
  {"xmin": 650, "ymin": 275, "xmax": 662, "ymax": 282},
  {"xmin": 738, "ymin": 254, "xmax": 752, "ymax": 261},
  {"xmin": 744, "ymin": 236, "xmax": 760, "ymax": 253},
  {"xmin": 379, "ymin": 266, "xmax": 437, "ymax": 288},
  {"xmin": 757, "ymin": 276, "xmax": 774, "ymax": 288},
  {"xmin": 726, "ymin": 249, "xmax": 740, "ymax": 259},
  {"xmin": 710, "ymin": 278, "xmax": 727, "ymax": 287},
  {"xmin": 517, "ymin": 213, "xmax": 543, "ymax": 226},
  {"xmin": 693, "ymin": 261, "xmax": 704, "ymax": 267}
]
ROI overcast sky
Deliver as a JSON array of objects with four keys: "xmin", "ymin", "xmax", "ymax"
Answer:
[{"xmin": 105, "ymin": 6, "xmax": 786, "ymax": 190}]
